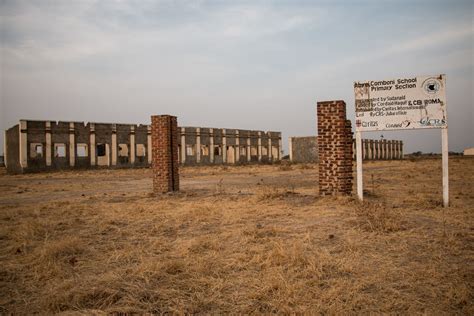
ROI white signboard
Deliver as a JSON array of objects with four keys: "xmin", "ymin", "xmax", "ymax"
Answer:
[
  {"xmin": 353, "ymin": 74, "xmax": 449, "ymax": 207},
  {"xmin": 354, "ymin": 74, "xmax": 447, "ymax": 131}
]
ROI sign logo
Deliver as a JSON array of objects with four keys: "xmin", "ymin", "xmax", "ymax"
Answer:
[
  {"xmin": 422, "ymin": 78, "xmax": 441, "ymax": 95},
  {"xmin": 420, "ymin": 117, "xmax": 446, "ymax": 127}
]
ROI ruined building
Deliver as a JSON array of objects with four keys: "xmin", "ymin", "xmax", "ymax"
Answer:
[
  {"xmin": 289, "ymin": 136, "xmax": 403, "ymax": 163},
  {"xmin": 4, "ymin": 120, "xmax": 282, "ymax": 174}
]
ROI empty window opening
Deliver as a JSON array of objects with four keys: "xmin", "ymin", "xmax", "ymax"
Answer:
[
  {"xmin": 214, "ymin": 146, "xmax": 222, "ymax": 156},
  {"xmin": 186, "ymin": 145, "xmax": 195, "ymax": 156},
  {"xmin": 262, "ymin": 146, "xmax": 268, "ymax": 156},
  {"xmin": 240, "ymin": 147, "xmax": 246, "ymax": 156},
  {"xmin": 118, "ymin": 144, "xmax": 129, "ymax": 157},
  {"xmin": 77, "ymin": 144, "xmax": 88, "ymax": 157},
  {"xmin": 30, "ymin": 143, "xmax": 43, "ymax": 158},
  {"xmin": 97, "ymin": 144, "xmax": 106, "ymax": 157},
  {"xmin": 201, "ymin": 145, "xmax": 209, "ymax": 156},
  {"xmin": 251, "ymin": 146, "xmax": 258, "ymax": 156},
  {"xmin": 136, "ymin": 144, "xmax": 146, "ymax": 157},
  {"xmin": 54, "ymin": 143, "xmax": 66, "ymax": 157}
]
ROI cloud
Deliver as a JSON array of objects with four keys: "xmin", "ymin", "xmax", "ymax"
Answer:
[
  {"xmin": 1, "ymin": 1, "xmax": 324, "ymax": 67},
  {"xmin": 300, "ymin": 22, "xmax": 474, "ymax": 78}
]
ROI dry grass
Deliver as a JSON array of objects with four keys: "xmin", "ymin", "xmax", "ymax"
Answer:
[{"xmin": 0, "ymin": 157, "xmax": 473, "ymax": 314}]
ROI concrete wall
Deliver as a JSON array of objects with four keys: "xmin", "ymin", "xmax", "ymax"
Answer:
[
  {"xmin": 5, "ymin": 125, "xmax": 21, "ymax": 173},
  {"xmin": 5, "ymin": 119, "xmax": 282, "ymax": 173},
  {"xmin": 288, "ymin": 137, "xmax": 319, "ymax": 163},
  {"xmin": 464, "ymin": 148, "xmax": 474, "ymax": 156}
]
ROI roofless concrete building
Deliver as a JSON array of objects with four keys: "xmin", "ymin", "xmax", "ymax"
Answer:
[{"xmin": 4, "ymin": 120, "xmax": 281, "ymax": 174}]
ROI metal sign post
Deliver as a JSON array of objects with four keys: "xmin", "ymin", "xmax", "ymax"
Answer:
[
  {"xmin": 442, "ymin": 127, "xmax": 449, "ymax": 207},
  {"xmin": 356, "ymin": 130, "xmax": 363, "ymax": 201},
  {"xmin": 354, "ymin": 74, "xmax": 448, "ymax": 207}
]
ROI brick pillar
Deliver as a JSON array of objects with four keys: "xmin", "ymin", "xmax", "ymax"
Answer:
[
  {"xmin": 151, "ymin": 115, "xmax": 179, "ymax": 193},
  {"xmin": 317, "ymin": 100, "xmax": 353, "ymax": 196}
]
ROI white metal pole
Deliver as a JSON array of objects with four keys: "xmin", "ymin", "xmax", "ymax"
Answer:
[
  {"xmin": 356, "ymin": 130, "xmax": 363, "ymax": 201},
  {"xmin": 442, "ymin": 127, "xmax": 449, "ymax": 207}
]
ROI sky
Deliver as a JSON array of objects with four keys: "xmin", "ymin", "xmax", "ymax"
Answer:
[{"xmin": 1, "ymin": 0, "xmax": 473, "ymax": 155}]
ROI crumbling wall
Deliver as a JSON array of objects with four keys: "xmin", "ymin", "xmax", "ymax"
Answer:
[
  {"xmin": 289, "ymin": 137, "xmax": 404, "ymax": 162},
  {"xmin": 289, "ymin": 137, "xmax": 319, "ymax": 163}
]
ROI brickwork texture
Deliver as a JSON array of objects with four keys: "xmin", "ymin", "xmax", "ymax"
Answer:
[
  {"xmin": 151, "ymin": 115, "xmax": 179, "ymax": 193},
  {"xmin": 317, "ymin": 101, "xmax": 353, "ymax": 196}
]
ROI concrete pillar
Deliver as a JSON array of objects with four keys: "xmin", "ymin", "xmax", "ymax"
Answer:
[
  {"xmin": 288, "ymin": 137, "xmax": 293, "ymax": 162},
  {"xmin": 257, "ymin": 132, "xmax": 262, "ymax": 162},
  {"xmin": 111, "ymin": 124, "xmax": 117, "ymax": 166},
  {"xmin": 375, "ymin": 140, "xmax": 379, "ymax": 160},
  {"xmin": 393, "ymin": 141, "xmax": 397, "ymax": 160},
  {"xmin": 367, "ymin": 139, "xmax": 373, "ymax": 160},
  {"xmin": 386, "ymin": 140, "xmax": 390, "ymax": 159},
  {"xmin": 235, "ymin": 130, "xmax": 240, "ymax": 163},
  {"xmin": 268, "ymin": 136, "xmax": 272, "ymax": 162},
  {"xmin": 147, "ymin": 125, "xmax": 152, "ymax": 164},
  {"xmin": 151, "ymin": 115, "xmax": 179, "ymax": 193},
  {"xmin": 389, "ymin": 140, "xmax": 394, "ymax": 160},
  {"xmin": 45, "ymin": 121, "xmax": 52, "ymax": 166},
  {"xmin": 196, "ymin": 127, "xmax": 201, "ymax": 163},
  {"xmin": 3, "ymin": 131, "xmax": 7, "ymax": 168},
  {"xmin": 19, "ymin": 120, "xmax": 28, "ymax": 169},
  {"xmin": 380, "ymin": 140, "xmax": 384, "ymax": 160},
  {"xmin": 210, "ymin": 129, "xmax": 214, "ymax": 163},
  {"xmin": 372, "ymin": 140, "xmax": 377, "ymax": 160},
  {"xmin": 247, "ymin": 135, "xmax": 251, "ymax": 162},
  {"xmin": 372, "ymin": 140, "xmax": 376, "ymax": 160},
  {"xmin": 130, "ymin": 126, "xmax": 135, "ymax": 164},
  {"xmin": 180, "ymin": 127, "xmax": 186, "ymax": 164},
  {"xmin": 222, "ymin": 129, "xmax": 227, "ymax": 163},
  {"xmin": 377, "ymin": 140, "xmax": 381, "ymax": 160},
  {"xmin": 392, "ymin": 141, "xmax": 397, "ymax": 159},
  {"xmin": 90, "ymin": 123, "xmax": 96, "ymax": 166},
  {"xmin": 69, "ymin": 122, "xmax": 75, "ymax": 167},
  {"xmin": 278, "ymin": 137, "xmax": 282, "ymax": 160}
]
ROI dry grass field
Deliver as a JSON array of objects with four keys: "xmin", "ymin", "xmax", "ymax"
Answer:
[{"xmin": 0, "ymin": 157, "xmax": 473, "ymax": 314}]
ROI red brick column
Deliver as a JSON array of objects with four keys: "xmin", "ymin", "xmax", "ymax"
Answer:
[
  {"xmin": 317, "ymin": 101, "xmax": 353, "ymax": 196},
  {"xmin": 151, "ymin": 115, "xmax": 179, "ymax": 193}
]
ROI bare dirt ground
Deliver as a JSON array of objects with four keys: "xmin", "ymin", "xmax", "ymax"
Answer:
[{"xmin": 0, "ymin": 158, "xmax": 473, "ymax": 314}]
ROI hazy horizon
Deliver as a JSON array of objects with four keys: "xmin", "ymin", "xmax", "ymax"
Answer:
[{"xmin": 1, "ymin": 0, "xmax": 473, "ymax": 155}]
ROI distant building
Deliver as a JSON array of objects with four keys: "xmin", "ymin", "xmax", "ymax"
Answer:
[
  {"xmin": 464, "ymin": 148, "xmax": 474, "ymax": 156},
  {"xmin": 289, "ymin": 136, "xmax": 404, "ymax": 163},
  {"xmin": 4, "ymin": 119, "xmax": 282, "ymax": 174}
]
